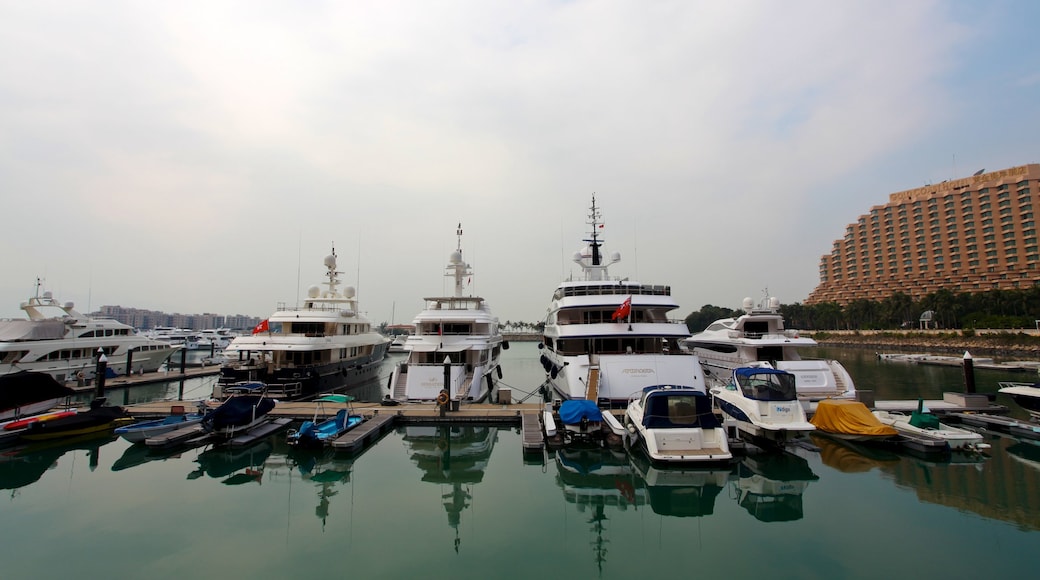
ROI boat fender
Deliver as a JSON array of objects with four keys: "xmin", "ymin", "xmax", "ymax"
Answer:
[
  {"xmin": 436, "ymin": 390, "xmax": 449, "ymax": 406},
  {"xmin": 550, "ymin": 366, "xmax": 559, "ymax": 379},
  {"xmin": 496, "ymin": 365, "xmax": 503, "ymax": 379},
  {"xmin": 537, "ymin": 342, "xmax": 543, "ymax": 350},
  {"xmin": 502, "ymin": 340, "xmax": 510, "ymax": 350}
]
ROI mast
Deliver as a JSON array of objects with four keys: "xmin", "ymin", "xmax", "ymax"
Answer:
[{"xmin": 446, "ymin": 223, "xmax": 472, "ymax": 298}]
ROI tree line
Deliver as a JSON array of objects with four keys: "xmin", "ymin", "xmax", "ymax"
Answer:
[{"xmin": 684, "ymin": 287, "xmax": 1040, "ymax": 332}]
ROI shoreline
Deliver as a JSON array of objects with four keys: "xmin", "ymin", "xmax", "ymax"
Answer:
[{"xmin": 806, "ymin": 330, "xmax": 1040, "ymax": 358}]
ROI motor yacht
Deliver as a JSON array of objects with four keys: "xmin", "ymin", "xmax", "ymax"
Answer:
[
  {"xmin": 684, "ymin": 295, "xmax": 856, "ymax": 405},
  {"xmin": 624, "ymin": 385, "xmax": 733, "ymax": 463},
  {"xmin": 217, "ymin": 247, "xmax": 389, "ymax": 399},
  {"xmin": 0, "ymin": 281, "xmax": 178, "ymax": 382},
  {"xmin": 709, "ymin": 367, "xmax": 815, "ymax": 445},
  {"xmin": 997, "ymin": 381, "xmax": 1040, "ymax": 421},
  {"xmin": 388, "ymin": 225, "xmax": 504, "ymax": 404},
  {"xmin": 540, "ymin": 195, "xmax": 700, "ymax": 406}
]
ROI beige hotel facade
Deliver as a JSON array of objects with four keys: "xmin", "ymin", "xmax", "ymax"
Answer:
[{"xmin": 806, "ymin": 163, "xmax": 1040, "ymax": 305}]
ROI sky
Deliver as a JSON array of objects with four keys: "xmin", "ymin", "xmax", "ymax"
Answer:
[{"xmin": 2, "ymin": 0, "xmax": 1039, "ymax": 326}]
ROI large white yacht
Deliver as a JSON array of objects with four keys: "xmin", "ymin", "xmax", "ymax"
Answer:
[
  {"xmin": 218, "ymin": 248, "xmax": 389, "ymax": 399},
  {"xmin": 683, "ymin": 296, "xmax": 856, "ymax": 404},
  {"xmin": 540, "ymin": 196, "xmax": 702, "ymax": 406},
  {"xmin": 0, "ymin": 281, "xmax": 177, "ymax": 382},
  {"xmin": 388, "ymin": 225, "xmax": 504, "ymax": 404}
]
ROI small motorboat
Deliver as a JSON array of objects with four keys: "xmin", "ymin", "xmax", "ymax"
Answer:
[
  {"xmin": 0, "ymin": 371, "xmax": 76, "ymax": 422},
  {"xmin": 19, "ymin": 398, "xmax": 133, "ymax": 441},
  {"xmin": 710, "ymin": 367, "xmax": 815, "ymax": 445},
  {"xmin": 201, "ymin": 393, "xmax": 277, "ymax": 437},
  {"xmin": 809, "ymin": 399, "xmax": 897, "ymax": 442},
  {"xmin": 3, "ymin": 410, "xmax": 78, "ymax": 431},
  {"xmin": 997, "ymin": 381, "xmax": 1040, "ymax": 421},
  {"xmin": 287, "ymin": 394, "xmax": 363, "ymax": 447},
  {"xmin": 624, "ymin": 385, "xmax": 732, "ymax": 463},
  {"xmin": 114, "ymin": 402, "xmax": 209, "ymax": 444},
  {"xmin": 873, "ymin": 399, "xmax": 988, "ymax": 453}
]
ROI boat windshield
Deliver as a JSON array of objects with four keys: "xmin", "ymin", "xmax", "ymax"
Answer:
[{"xmin": 735, "ymin": 371, "xmax": 797, "ymax": 401}]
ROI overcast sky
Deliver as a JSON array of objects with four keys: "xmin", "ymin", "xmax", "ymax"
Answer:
[{"xmin": 2, "ymin": 1, "xmax": 1038, "ymax": 326}]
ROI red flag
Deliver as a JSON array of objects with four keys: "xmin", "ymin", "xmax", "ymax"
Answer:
[
  {"xmin": 252, "ymin": 319, "xmax": 269, "ymax": 334},
  {"xmin": 438, "ymin": 323, "xmax": 443, "ymax": 336},
  {"xmin": 611, "ymin": 296, "xmax": 631, "ymax": 321}
]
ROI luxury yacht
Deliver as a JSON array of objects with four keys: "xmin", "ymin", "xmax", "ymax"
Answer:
[
  {"xmin": 388, "ymin": 225, "xmax": 505, "ymax": 404},
  {"xmin": 0, "ymin": 281, "xmax": 177, "ymax": 382},
  {"xmin": 540, "ymin": 195, "xmax": 700, "ymax": 406},
  {"xmin": 684, "ymin": 296, "xmax": 856, "ymax": 405},
  {"xmin": 217, "ymin": 248, "xmax": 389, "ymax": 399}
]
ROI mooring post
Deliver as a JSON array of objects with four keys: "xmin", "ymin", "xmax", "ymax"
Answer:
[
  {"xmin": 126, "ymin": 347, "xmax": 134, "ymax": 376},
  {"xmin": 963, "ymin": 350, "xmax": 976, "ymax": 394},
  {"xmin": 94, "ymin": 353, "xmax": 108, "ymax": 400},
  {"xmin": 179, "ymin": 347, "xmax": 187, "ymax": 374}
]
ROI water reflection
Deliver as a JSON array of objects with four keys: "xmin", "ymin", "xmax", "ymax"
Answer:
[
  {"xmin": 1006, "ymin": 440, "xmax": 1040, "ymax": 472},
  {"xmin": 810, "ymin": 433, "xmax": 902, "ymax": 472},
  {"xmin": 187, "ymin": 441, "xmax": 271, "ymax": 485},
  {"xmin": 284, "ymin": 445, "xmax": 356, "ymax": 529},
  {"xmin": 733, "ymin": 451, "xmax": 818, "ymax": 522},
  {"xmin": 626, "ymin": 449, "xmax": 732, "ymax": 518},
  {"xmin": 1, "ymin": 433, "xmax": 115, "ymax": 494},
  {"xmin": 400, "ymin": 424, "xmax": 499, "ymax": 553},
  {"xmin": 111, "ymin": 442, "xmax": 187, "ymax": 472}
]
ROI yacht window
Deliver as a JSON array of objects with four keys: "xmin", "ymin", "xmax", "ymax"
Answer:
[{"xmin": 735, "ymin": 371, "xmax": 797, "ymax": 401}]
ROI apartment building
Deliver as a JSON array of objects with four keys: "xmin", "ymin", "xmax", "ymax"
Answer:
[{"xmin": 806, "ymin": 164, "xmax": 1040, "ymax": 305}]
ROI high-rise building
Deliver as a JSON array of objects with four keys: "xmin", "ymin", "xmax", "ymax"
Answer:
[{"xmin": 806, "ymin": 164, "xmax": 1040, "ymax": 305}]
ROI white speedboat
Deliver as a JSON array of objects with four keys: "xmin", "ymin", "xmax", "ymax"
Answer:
[
  {"xmin": 540, "ymin": 195, "xmax": 700, "ymax": 406},
  {"xmin": 684, "ymin": 295, "xmax": 856, "ymax": 405},
  {"xmin": 624, "ymin": 385, "xmax": 733, "ymax": 463},
  {"xmin": 388, "ymin": 225, "xmax": 504, "ymax": 404},
  {"xmin": 872, "ymin": 400, "xmax": 988, "ymax": 453},
  {"xmin": 217, "ymin": 247, "xmax": 389, "ymax": 399},
  {"xmin": 997, "ymin": 381, "xmax": 1040, "ymax": 421},
  {"xmin": 0, "ymin": 281, "xmax": 178, "ymax": 382},
  {"xmin": 709, "ymin": 367, "xmax": 815, "ymax": 445}
]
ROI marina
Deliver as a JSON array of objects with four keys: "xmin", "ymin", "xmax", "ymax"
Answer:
[{"xmin": 1, "ymin": 343, "xmax": 1039, "ymax": 579}]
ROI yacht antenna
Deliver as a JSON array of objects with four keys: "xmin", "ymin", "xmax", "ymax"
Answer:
[{"xmin": 584, "ymin": 193, "xmax": 602, "ymax": 266}]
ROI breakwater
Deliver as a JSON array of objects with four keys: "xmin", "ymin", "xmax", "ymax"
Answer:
[{"xmin": 806, "ymin": 329, "xmax": 1040, "ymax": 357}]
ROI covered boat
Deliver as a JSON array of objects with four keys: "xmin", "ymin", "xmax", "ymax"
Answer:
[
  {"xmin": 810, "ymin": 399, "xmax": 897, "ymax": 441},
  {"xmin": 202, "ymin": 394, "xmax": 276, "ymax": 435},
  {"xmin": 19, "ymin": 398, "xmax": 133, "ymax": 441},
  {"xmin": 0, "ymin": 371, "xmax": 75, "ymax": 422}
]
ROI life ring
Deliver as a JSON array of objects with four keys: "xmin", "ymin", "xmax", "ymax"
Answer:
[
  {"xmin": 436, "ymin": 391, "xmax": 449, "ymax": 406},
  {"xmin": 76, "ymin": 371, "xmax": 85, "ymax": 380}
]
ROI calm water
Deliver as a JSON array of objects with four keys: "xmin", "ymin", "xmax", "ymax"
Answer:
[{"xmin": 2, "ymin": 343, "xmax": 1038, "ymax": 579}]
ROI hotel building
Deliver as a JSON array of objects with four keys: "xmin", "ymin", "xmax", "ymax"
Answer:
[{"xmin": 806, "ymin": 164, "xmax": 1040, "ymax": 305}]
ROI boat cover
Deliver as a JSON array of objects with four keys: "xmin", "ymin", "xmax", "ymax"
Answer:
[
  {"xmin": 559, "ymin": 400, "xmax": 601, "ymax": 425},
  {"xmin": 0, "ymin": 372, "xmax": 75, "ymax": 410},
  {"xmin": 0, "ymin": 319, "xmax": 65, "ymax": 341},
  {"xmin": 810, "ymin": 399, "xmax": 897, "ymax": 436},
  {"xmin": 204, "ymin": 395, "xmax": 276, "ymax": 430}
]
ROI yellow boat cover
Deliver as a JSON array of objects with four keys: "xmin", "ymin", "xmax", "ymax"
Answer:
[{"xmin": 810, "ymin": 399, "xmax": 898, "ymax": 437}]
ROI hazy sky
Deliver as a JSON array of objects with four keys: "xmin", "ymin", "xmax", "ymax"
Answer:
[{"xmin": 2, "ymin": 1, "xmax": 1039, "ymax": 326}]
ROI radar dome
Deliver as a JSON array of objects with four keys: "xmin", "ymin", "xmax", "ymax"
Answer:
[
  {"xmin": 64, "ymin": 302, "xmax": 75, "ymax": 309},
  {"xmin": 43, "ymin": 291, "xmax": 53, "ymax": 300},
  {"xmin": 344, "ymin": 286, "xmax": 356, "ymax": 298},
  {"xmin": 767, "ymin": 297, "xmax": 780, "ymax": 309},
  {"xmin": 572, "ymin": 251, "xmax": 584, "ymax": 263},
  {"xmin": 610, "ymin": 251, "xmax": 621, "ymax": 262},
  {"xmin": 307, "ymin": 285, "xmax": 320, "ymax": 298},
  {"xmin": 324, "ymin": 254, "xmax": 337, "ymax": 269},
  {"xmin": 449, "ymin": 250, "xmax": 463, "ymax": 264},
  {"xmin": 742, "ymin": 297, "xmax": 754, "ymax": 312}
]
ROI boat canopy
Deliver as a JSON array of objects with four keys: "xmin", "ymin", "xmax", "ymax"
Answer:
[
  {"xmin": 641, "ymin": 388, "xmax": 720, "ymax": 430},
  {"xmin": 733, "ymin": 368, "xmax": 797, "ymax": 401},
  {"xmin": 810, "ymin": 400, "xmax": 897, "ymax": 436},
  {"xmin": 0, "ymin": 371, "xmax": 75, "ymax": 410},
  {"xmin": 315, "ymin": 394, "xmax": 354, "ymax": 404},
  {"xmin": 0, "ymin": 320, "xmax": 65, "ymax": 341}
]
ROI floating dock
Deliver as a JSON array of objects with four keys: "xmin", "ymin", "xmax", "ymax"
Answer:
[
  {"xmin": 330, "ymin": 414, "xmax": 395, "ymax": 452},
  {"xmin": 946, "ymin": 412, "xmax": 1040, "ymax": 441}
]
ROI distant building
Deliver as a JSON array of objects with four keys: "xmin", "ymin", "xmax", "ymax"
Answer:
[
  {"xmin": 95, "ymin": 305, "xmax": 262, "ymax": 332},
  {"xmin": 806, "ymin": 164, "xmax": 1040, "ymax": 305}
]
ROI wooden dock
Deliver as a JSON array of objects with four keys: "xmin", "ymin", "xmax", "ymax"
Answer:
[
  {"xmin": 227, "ymin": 417, "xmax": 292, "ymax": 447},
  {"xmin": 521, "ymin": 411, "xmax": 544, "ymax": 451},
  {"xmin": 330, "ymin": 414, "xmax": 395, "ymax": 452},
  {"xmin": 69, "ymin": 366, "xmax": 220, "ymax": 393},
  {"xmin": 946, "ymin": 412, "xmax": 1040, "ymax": 441}
]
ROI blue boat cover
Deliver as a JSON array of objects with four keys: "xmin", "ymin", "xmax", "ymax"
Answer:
[
  {"xmin": 559, "ymin": 400, "xmax": 601, "ymax": 425},
  {"xmin": 734, "ymin": 367, "xmax": 790, "ymax": 378}
]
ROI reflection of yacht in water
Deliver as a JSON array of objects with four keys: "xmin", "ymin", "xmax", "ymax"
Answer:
[
  {"xmin": 1, "ymin": 433, "xmax": 115, "ymax": 494},
  {"xmin": 626, "ymin": 448, "xmax": 732, "ymax": 517},
  {"xmin": 401, "ymin": 424, "xmax": 498, "ymax": 553},
  {"xmin": 187, "ymin": 440, "xmax": 272, "ymax": 485},
  {"xmin": 286, "ymin": 446, "xmax": 356, "ymax": 529},
  {"xmin": 733, "ymin": 451, "xmax": 818, "ymax": 522},
  {"xmin": 553, "ymin": 446, "xmax": 645, "ymax": 574}
]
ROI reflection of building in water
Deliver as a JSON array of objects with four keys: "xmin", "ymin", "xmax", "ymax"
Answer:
[
  {"xmin": 878, "ymin": 439, "xmax": 1040, "ymax": 531},
  {"xmin": 187, "ymin": 441, "xmax": 271, "ymax": 485},
  {"xmin": 627, "ymin": 448, "xmax": 732, "ymax": 518},
  {"xmin": 734, "ymin": 451, "xmax": 818, "ymax": 523},
  {"xmin": 401, "ymin": 425, "xmax": 498, "ymax": 553},
  {"xmin": 554, "ymin": 447, "xmax": 646, "ymax": 574}
]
